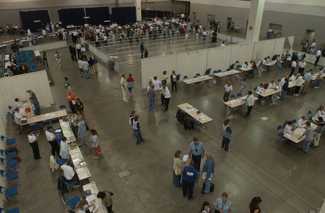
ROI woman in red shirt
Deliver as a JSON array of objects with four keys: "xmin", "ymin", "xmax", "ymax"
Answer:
[{"xmin": 126, "ymin": 74, "xmax": 135, "ymax": 96}]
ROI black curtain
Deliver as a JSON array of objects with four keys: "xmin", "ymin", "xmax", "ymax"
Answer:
[
  {"xmin": 142, "ymin": 10, "xmax": 173, "ymax": 19},
  {"xmin": 85, "ymin": 7, "xmax": 110, "ymax": 25},
  {"xmin": 111, "ymin": 7, "xmax": 136, "ymax": 25},
  {"xmin": 58, "ymin": 8, "xmax": 85, "ymax": 27},
  {"xmin": 20, "ymin": 10, "xmax": 50, "ymax": 32}
]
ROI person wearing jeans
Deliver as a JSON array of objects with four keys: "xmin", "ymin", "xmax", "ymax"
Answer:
[
  {"xmin": 303, "ymin": 122, "xmax": 314, "ymax": 153},
  {"xmin": 221, "ymin": 119, "xmax": 232, "ymax": 152},
  {"xmin": 162, "ymin": 84, "xmax": 171, "ymax": 111},
  {"xmin": 132, "ymin": 115, "xmax": 144, "ymax": 144},
  {"xmin": 189, "ymin": 137, "xmax": 205, "ymax": 171}
]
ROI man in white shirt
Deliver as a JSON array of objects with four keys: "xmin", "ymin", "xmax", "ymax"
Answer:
[
  {"xmin": 315, "ymin": 49, "xmax": 322, "ymax": 66},
  {"xmin": 246, "ymin": 91, "xmax": 255, "ymax": 117},
  {"xmin": 76, "ymin": 43, "xmax": 81, "ymax": 59},
  {"xmin": 298, "ymin": 60, "xmax": 306, "ymax": 75},
  {"xmin": 290, "ymin": 60, "xmax": 297, "ymax": 75},
  {"xmin": 60, "ymin": 164, "xmax": 76, "ymax": 181},
  {"xmin": 162, "ymin": 85, "xmax": 171, "ymax": 111},
  {"xmin": 223, "ymin": 82, "xmax": 233, "ymax": 101},
  {"xmin": 295, "ymin": 75, "xmax": 305, "ymax": 96},
  {"xmin": 152, "ymin": 76, "xmax": 162, "ymax": 91},
  {"xmin": 27, "ymin": 131, "xmax": 41, "ymax": 160},
  {"xmin": 45, "ymin": 126, "xmax": 57, "ymax": 156}
]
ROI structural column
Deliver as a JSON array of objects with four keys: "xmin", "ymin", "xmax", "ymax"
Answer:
[
  {"xmin": 135, "ymin": 0, "xmax": 142, "ymax": 22},
  {"xmin": 246, "ymin": 0, "xmax": 266, "ymax": 43}
]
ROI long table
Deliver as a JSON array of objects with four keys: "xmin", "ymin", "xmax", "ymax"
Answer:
[
  {"xmin": 26, "ymin": 109, "xmax": 67, "ymax": 125},
  {"xmin": 183, "ymin": 75, "xmax": 213, "ymax": 84},
  {"xmin": 59, "ymin": 119, "xmax": 76, "ymax": 143},
  {"xmin": 214, "ymin": 69, "xmax": 241, "ymax": 78},
  {"xmin": 62, "ymin": 120, "xmax": 107, "ymax": 213},
  {"xmin": 283, "ymin": 123, "xmax": 318, "ymax": 143},
  {"xmin": 256, "ymin": 88, "xmax": 281, "ymax": 97},
  {"xmin": 178, "ymin": 103, "xmax": 213, "ymax": 124},
  {"xmin": 224, "ymin": 96, "xmax": 248, "ymax": 108}
]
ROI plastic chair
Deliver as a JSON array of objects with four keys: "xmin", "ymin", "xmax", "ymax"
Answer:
[
  {"xmin": 4, "ymin": 186, "xmax": 18, "ymax": 199},
  {"xmin": 6, "ymin": 208, "xmax": 19, "ymax": 213},
  {"xmin": 6, "ymin": 159, "xmax": 17, "ymax": 169},
  {"xmin": 6, "ymin": 139, "xmax": 16, "ymax": 146},
  {"xmin": 6, "ymin": 171, "xmax": 18, "ymax": 182}
]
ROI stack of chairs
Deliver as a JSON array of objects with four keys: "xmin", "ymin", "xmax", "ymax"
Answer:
[{"xmin": 0, "ymin": 137, "xmax": 20, "ymax": 213}]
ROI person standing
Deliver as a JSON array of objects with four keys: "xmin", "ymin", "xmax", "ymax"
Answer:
[
  {"xmin": 97, "ymin": 191, "xmax": 114, "ymax": 213},
  {"xmin": 170, "ymin": 70, "xmax": 178, "ymax": 92},
  {"xmin": 223, "ymin": 82, "xmax": 233, "ymax": 102},
  {"xmin": 173, "ymin": 150, "xmax": 183, "ymax": 187},
  {"xmin": 147, "ymin": 83, "xmax": 155, "ymax": 112},
  {"xmin": 140, "ymin": 41, "xmax": 145, "ymax": 58},
  {"xmin": 69, "ymin": 45, "xmax": 76, "ymax": 61},
  {"xmin": 59, "ymin": 137, "xmax": 69, "ymax": 161},
  {"xmin": 90, "ymin": 129, "xmax": 101, "ymax": 158},
  {"xmin": 132, "ymin": 115, "xmax": 144, "ymax": 145},
  {"xmin": 290, "ymin": 60, "xmax": 297, "ymax": 76},
  {"xmin": 120, "ymin": 74, "xmax": 128, "ymax": 102},
  {"xmin": 81, "ymin": 57, "xmax": 90, "ymax": 79},
  {"xmin": 249, "ymin": 196, "xmax": 262, "ymax": 213},
  {"xmin": 26, "ymin": 90, "xmax": 41, "ymax": 115},
  {"xmin": 27, "ymin": 131, "xmax": 41, "ymax": 160},
  {"xmin": 303, "ymin": 122, "xmax": 314, "ymax": 153},
  {"xmin": 246, "ymin": 91, "xmax": 255, "ymax": 117},
  {"xmin": 45, "ymin": 127, "xmax": 57, "ymax": 156},
  {"xmin": 162, "ymin": 84, "xmax": 171, "ymax": 111},
  {"xmin": 182, "ymin": 161, "xmax": 198, "ymax": 200},
  {"xmin": 315, "ymin": 49, "xmax": 322, "ymax": 67},
  {"xmin": 189, "ymin": 137, "xmax": 205, "ymax": 171},
  {"xmin": 201, "ymin": 154, "xmax": 215, "ymax": 194},
  {"xmin": 75, "ymin": 98, "xmax": 84, "ymax": 116},
  {"xmin": 221, "ymin": 119, "xmax": 232, "ymax": 152},
  {"xmin": 127, "ymin": 74, "xmax": 135, "ymax": 97},
  {"xmin": 77, "ymin": 117, "xmax": 87, "ymax": 146},
  {"xmin": 214, "ymin": 192, "xmax": 232, "ymax": 213},
  {"xmin": 54, "ymin": 50, "xmax": 62, "ymax": 70}
]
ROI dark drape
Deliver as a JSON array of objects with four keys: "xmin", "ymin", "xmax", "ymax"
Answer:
[
  {"xmin": 58, "ymin": 8, "xmax": 85, "ymax": 27},
  {"xmin": 142, "ymin": 10, "xmax": 173, "ymax": 19},
  {"xmin": 85, "ymin": 7, "xmax": 110, "ymax": 25},
  {"xmin": 111, "ymin": 7, "xmax": 136, "ymax": 25},
  {"xmin": 20, "ymin": 10, "xmax": 50, "ymax": 32}
]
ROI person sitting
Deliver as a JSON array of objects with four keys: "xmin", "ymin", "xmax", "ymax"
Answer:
[
  {"xmin": 283, "ymin": 121, "xmax": 293, "ymax": 135},
  {"xmin": 268, "ymin": 80, "xmax": 278, "ymax": 90},
  {"xmin": 297, "ymin": 116, "xmax": 307, "ymax": 128},
  {"xmin": 256, "ymin": 83, "xmax": 265, "ymax": 94},
  {"xmin": 313, "ymin": 105, "xmax": 325, "ymax": 122},
  {"xmin": 60, "ymin": 164, "xmax": 76, "ymax": 182}
]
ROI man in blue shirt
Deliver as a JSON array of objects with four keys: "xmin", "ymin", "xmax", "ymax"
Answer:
[
  {"xmin": 182, "ymin": 162, "xmax": 198, "ymax": 200},
  {"xmin": 189, "ymin": 137, "xmax": 205, "ymax": 171}
]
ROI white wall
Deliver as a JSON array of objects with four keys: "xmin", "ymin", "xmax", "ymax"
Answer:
[
  {"xmin": 0, "ymin": 71, "xmax": 54, "ymax": 131},
  {"xmin": 189, "ymin": 0, "xmax": 325, "ymax": 17},
  {"xmin": 141, "ymin": 37, "xmax": 286, "ymax": 88}
]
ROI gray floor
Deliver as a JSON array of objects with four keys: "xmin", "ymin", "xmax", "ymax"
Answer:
[{"xmin": 6, "ymin": 40, "xmax": 325, "ymax": 213}]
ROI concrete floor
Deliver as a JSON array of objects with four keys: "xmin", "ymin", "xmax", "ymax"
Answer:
[{"xmin": 6, "ymin": 39, "xmax": 325, "ymax": 213}]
